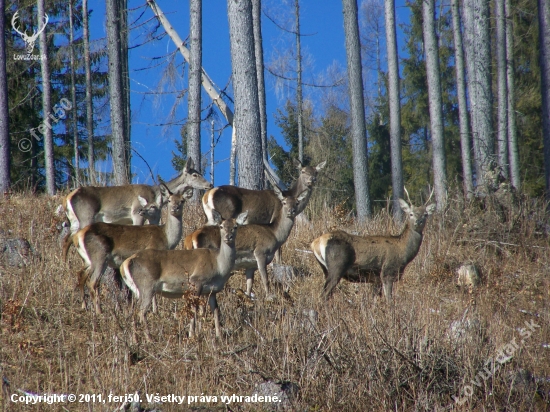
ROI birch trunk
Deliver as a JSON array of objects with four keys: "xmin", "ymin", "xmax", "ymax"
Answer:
[
  {"xmin": 38, "ymin": 0, "xmax": 56, "ymax": 195},
  {"xmin": 422, "ymin": 0, "xmax": 447, "ymax": 210},
  {"xmin": 343, "ymin": 0, "xmax": 371, "ymax": 220},
  {"xmin": 0, "ymin": 0, "xmax": 10, "ymax": 193},
  {"xmin": 451, "ymin": 0, "xmax": 474, "ymax": 198},
  {"xmin": 227, "ymin": 0, "xmax": 263, "ymax": 189},
  {"xmin": 539, "ymin": 0, "xmax": 550, "ymax": 200},
  {"xmin": 384, "ymin": 0, "xmax": 404, "ymax": 219}
]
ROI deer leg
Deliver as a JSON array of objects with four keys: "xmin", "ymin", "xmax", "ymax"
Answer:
[
  {"xmin": 381, "ymin": 275, "xmax": 394, "ymax": 304},
  {"xmin": 323, "ymin": 275, "xmax": 342, "ymax": 301},
  {"xmin": 87, "ymin": 259, "xmax": 108, "ymax": 315},
  {"xmin": 139, "ymin": 291, "xmax": 153, "ymax": 342},
  {"xmin": 76, "ymin": 267, "xmax": 89, "ymax": 310},
  {"xmin": 245, "ymin": 268, "xmax": 256, "ymax": 297},
  {"xmin": 274, "ymin": 248, "xmax": 282, "ymax": 264},
  {"xmin": 255, "ymin": 253, "xmax": 274, "ymax": 300},
  {"xmin": 208, "ymin": 294, "xmax": 221, "ymax": 338},
  {"xmin": 189, "ymin": 305, "xmax": 197, "ymax": 339}
]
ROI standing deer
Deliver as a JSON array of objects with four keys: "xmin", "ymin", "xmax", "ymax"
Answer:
[
  {"xmin": 63, "ymin": 185, "xmax": 193, "ymax": 314},
  {"xmin": 202, "ymin": 161, "xmax": 325, "ymax": 225},
  {"xmin": 120, "ymin": 210, "xmax": 248, "ymax": 339},
  {"xmin": 64, "ymin": 158, "xmax": 211, "ymax": 234},
  {"xmin": 185, "ymin": 186, "xmax": 309, "ymax": 299},
  {"xmin": 311, "ymin": 189, "xmax": 436, "ymax": 302}
]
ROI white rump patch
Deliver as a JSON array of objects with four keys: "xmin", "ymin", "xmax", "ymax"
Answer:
[
  {"xmin": 66, "ymin": 197, "xmax": 80, "ymax": 234},
  {"xmin": 203, "ymin": 188, "xmax": 217, "ymax": 225}
]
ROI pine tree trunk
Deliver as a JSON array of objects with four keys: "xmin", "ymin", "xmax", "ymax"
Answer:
[
  {"xmin": 252, "ymin": 0, "xmax": 269, "ymax": 187},
  {"xmin": 342, "ymin": 0, "xmax": 371, "ymax": 220},
  {"xmin": 422, "ymin": 0, "xmax": 447, "ymax": 210},
  {"xmin": 83, "ymin": 0, "xmax": 95, "ymax": 184},
  {"xmin": 69, "ymin": 0, "xmax": 79, "ymax": 186},
  {"xmin": 295, "ymin": 0, "xmax": 304, "ymax": 165},
  {"xmin": 496, "ymin": 0, "xmax": 509, "ymax": 179},
  {"xmin": 120, "ymin": 0, "xmax": 131, "ymax": 178},
  {"xmin": 0, "ymin": 0, "xmax": 10, "ymax": 193},
  {"xmin": 451, "ymin": 0, "xmax": 474, "ymax": 198},
  {"xmin": 539, "ymin": 0, "xmax": 550, "ymax": 200},
  {"xmin": 227, "ymin": 0, "xmax": 263, "ymax": 189},
  {"xmin": 506, "ymin": 0, "xmax": 520, "ymax": 189},
  {"xmin": 188, "ymin": 0, "xmax": 202, "ymax": 176},
  {"xmin": 106, "ymin": 0, "xmax": 129, "ymax": 185},
  {"xmin": 384, "ymin": 0, "xmax": 404, "ymax": 219},
  {"xmin": 38, "ymin": 0, "xmax": 56, "ymax": 195}
]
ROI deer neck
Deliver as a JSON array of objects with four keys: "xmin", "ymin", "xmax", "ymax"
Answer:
[
  {"xmin": 164, "ymin": 211, "xmax": 184, "ymax": 249},
  {"xmin": 399, "ymin": 223, "xmax": 424, "ymax": 264},
  {"xmin": 216, "ymin": 238, "xmax": 237, "ymax": 277},
  {"xmin": 271, "ymin": 210, "xmax": 296, "ymax": 246}
]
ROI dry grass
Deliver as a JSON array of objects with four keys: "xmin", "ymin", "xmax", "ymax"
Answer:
[{"xmin": 1, "ymin": 190, "xmax": 549, "ymax": 411}]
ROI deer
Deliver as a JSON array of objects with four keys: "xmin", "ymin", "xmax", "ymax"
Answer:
[
  {"xmin": 185, "ymin": 186, "xmax": 309, "ymax": 300},
  {"xmin": 64, "ymin": 158, "xmax": 212, "ymax": 234},
  {"xmin": 120, "ymin": 210, "xmax": 248, "ymax": 339},
  {"xmin": 202, "ymin": 161, "xmax": 325, "ymax": 226},
  {"xmin": 311, "ymin": 189, "xmax": 436, "ymax": 302},
  {"xmin": 12, "ymin": 11, "xmax": 49, "ymax": 54},
  {"xmin": 63, "ymin": 185, "xmax": 194, "ymax": 314}
]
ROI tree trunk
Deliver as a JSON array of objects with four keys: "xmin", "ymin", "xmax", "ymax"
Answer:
[
  {"xmin": 422, "ymin": 0, "xmax": 447, "ymax": 210},
  {"xmin": 69, "ymin": 0, "xmax": 79, "ymax": 186},
  {"xmin": 121, "ymin": 0, "xmax": 131, "ymax": 179},
  {"xmin": 38, "ymin": 0, "xmax": 56, "ymax": 195},
  {"xmin": 252, "ymin": 0, "xmax": 268, "ymax": 187},
  {"xmin": 384, "ymin": 0, "xmax": 403, "ymax": 219},
  {"xmin": 451, "ymin": 0, "xmax": 474, "ymax": 198},
  {"xmin": 295, "ymin": 0, "xmax": 304, "ymax": 165},
  {"xmin": 188, "ymin": 0, "xmax": 202, "ymax": 176},
  {"xmin": 227, "ymin": 0, "xmax": 263, "ymax": 189},
  {"xmin": 0, "ymin": 0, "xmax": 10, "ymax": 193},
  {"xmin": 106, "ymin": 0, "xmax": 129, "ymax": 185},
  {"xmin": 539, "ymin": 0, "xmax": 550, "ymax": 200},
  {"xmin": 496, "ymin": 0, "xmax": 508, "ymax": 179},
  {"xmin": 342, "ymin": 0, "xmax": 371, "ymax": 220},
  {"xmin": 506, "ymin": 0, "xmax": 520, "ymax": 189},
  {"xmin": 83, "ymin": 0, "xmax": 95, "ymax": 184}
]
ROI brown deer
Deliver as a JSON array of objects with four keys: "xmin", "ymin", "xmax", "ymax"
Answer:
[
  {"xmin": 120, "ymin": 210, "xmax": 248, "ymax": 339},
  {"xmin": 311, "ymin": 189, "xmax": 435, "ymax": 302},
  {"xmin": 185, "ymin": 186, "xmax": 309, "ymax": 299},
  {"xmin": 63, "ymin": 185, "xmax": 193, "ymax": 314},
  {"xmin": 201, "ymin": 161, "xmax": 325, "ymax": 225},
  {"xmin": 64, "ymin": 158, "xmax": 212, "ymax": 234}
]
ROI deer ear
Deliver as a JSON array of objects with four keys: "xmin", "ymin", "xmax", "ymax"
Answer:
[
  {"xmin": 159, "ymin": 183, "xmax": 171, "ymax": 199},
  {"xmin": 297, "ymin": 189, "xmax": 309, "ymax": 203},
  {"xmin": 212, "ymin": 209, "xmax": 222, "ymax": 225},
  {"xmin": 316, "ymin": 160, "xmax": 327, "ymax": 171},
  {"xmin": 273, "ymin": 185, "xmax": 284, "ymax": 200},
  {"xmin": 398, "ymin": 198, "xmax": 411, "ymax": 214},
  {"xmin": 236, "ymin": 210, "xmax": 248, "ymax": 225},
  {"xmin": 183, "ymin": 187, "xmax": 194, "ymax": 199},
  {"xmin": 138, "ymin": 196, "xmax": 148, "ymax": 207},
  {"xmin": 426, "ymin": 204, "xmax": 436, "ymax": 215},
  {"xmin": 185, "ymin": 157, "xmax": 195, "ymax": 171}
]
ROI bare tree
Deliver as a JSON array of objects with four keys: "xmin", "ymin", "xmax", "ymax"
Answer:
[
  {"xmin": 496, "ymin": 0, "xmax": 508, "ymax": 179},
  {"xmin": 384, "ymin": 0, "xmax": 403, "ymax": 218},
  {"xmin": 188, "ymin": 0, "xmax": 202, "ymax": 178},
  {"xmin": 69, "ymin": 0, "xmax": 79, "ymax": 186},
  {"xmin": 342, "ymin": 0, "xmax": 371, "ymax": 220},
  {"xmin": 120, "ymin": 0, "xmax": 131, "ymax": 177},
  {"xmin": 539, "ymin": 0, "xmax": 550, "ymax": 200},
  {"xmin": 106, "ymin": 0, "xmax": 129, "ymax": 185},
  {"xmin": 82, "ymin": 0, "xmax": 95, "ymax": 184},
  {"xmin": 0, "ymin": 0, "xmax": 10, "ymax": 193},
  {"xmin": 506, "ymin": 0, "xmax": 520, "ymax": 189},
  {"xmin": 227, "ymin": 0, "xmax": 263, "ymax": 189},
  {"xmin": 422, "ymin": 0, "xmax": 446, "ymax": 209},
  {"xmin": 252, "ymin": 0, "xmax": 269, "ymax": 187},
  {"xmin": 38, "ymin": 0, "xmax": 55, "ymax": 195},
  {"xmin": 295, "ymin": 0, "xmax": 304, "ymax": 164},
  {"xmin": 451, "ymin": 0, "xmax": 473, "ymax": 198}
]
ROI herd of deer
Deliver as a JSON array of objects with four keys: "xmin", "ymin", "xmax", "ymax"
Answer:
[{"xmin": 62, "ymin": 158, "xmax": 436, "ymax": 338}]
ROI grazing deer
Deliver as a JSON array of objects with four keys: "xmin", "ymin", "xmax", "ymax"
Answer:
[
  {"xmin": 311, "ymin": 189, "xmax": 436, "ymax": 302},
  {"xmin": 185, "ymin": 187, "xmax": 309, "ymax": 299},
  {"xmin": 120, "ymin": 210, "xmax": 248, "ymax": 339},
  {"xmin": 64, "ymin": 158, "xmax": 211, "ymax": 234},
  {"xmin": 63, "ymin": 185, "xmax": 193, "ymax": 314},
  {"xmin": 202, "ymin": 161, "xmax": 325, "ymax": 225}
]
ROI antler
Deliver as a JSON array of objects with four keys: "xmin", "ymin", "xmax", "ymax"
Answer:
[
  {"xmin": 403, "ymin": 186, "xmax": 413, "ymax": 206},
  {"xmin": 11, "ymin": 11, "xmax": 27, "ymax": 38},
  {"xmin": 425, "ymin": 187, "xmax": 435, "ymax": 205},
  {"xmin": 29, "ymin": 14, "xmax": 49, "ymax": 42}
]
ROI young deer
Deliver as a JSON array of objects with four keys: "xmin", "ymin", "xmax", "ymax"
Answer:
[
  {"xmin": 201, "ymin": 161, "xmax": 325, "ymax": 225},
  {"xmin": 311, "ymin": 190, "xmax": 436, "ymax": 302},
  {"xmin": 185, "ymin": 186, "xmax": 309, "ymax": 299},
  {"xmin": 64, "ymin": 158, "xmax": 212, "ymax": 234},
  {"xmin": 63, "ymin": 185, "xmax": 193, "ymax": 314},
  {"xmin": 120, "ymin": 210, "xmax": 248, "ymax": 339}
]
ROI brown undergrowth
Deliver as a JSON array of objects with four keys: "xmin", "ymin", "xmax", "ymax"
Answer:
[{"xmin": 0, "ymin": 190, "xmax": 549, "ymax": 411}]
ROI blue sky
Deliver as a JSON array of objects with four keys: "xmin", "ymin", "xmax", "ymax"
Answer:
[{"xmin": 88, "ymin": 0, "xmax": 409, "ymax": 186}]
